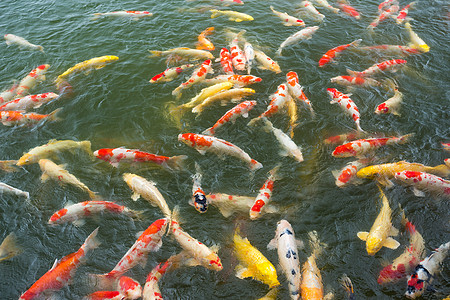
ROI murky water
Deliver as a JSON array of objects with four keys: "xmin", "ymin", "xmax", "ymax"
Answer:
[{"xmin": 0, "ymin": 0, "xmax": 449, "ymax": 299}]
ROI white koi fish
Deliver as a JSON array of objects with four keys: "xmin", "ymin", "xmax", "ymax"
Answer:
[
  {"xmin": 405, "ymin": 22, "xmax": 430, "ymax": 53},
  {"xmin": 178, "ymin": 133, "xmax": 262, "ymax": 170},
  {"xmin": 268, "ymin": 220, "xmax": 303, "ymax": 300},
  {"xmin": 250, "ymin": 165, "xmax": 281, "ymax": 220},
  {"xmin": 4, "ymin": 34, "xmax": 44, "ymax": 52},
  {"xmin": 192, "ymin": 88, "xmax": 255, "ymax": 115},
  {"xmin": 149, "ymin": 64, "xmax": 195, "ymax": 83},
  {"xmin": 206, "ymin": 193, "xmax": 278, "ymax": 217},
  {"xmin": 248, "ymin": 83, "xmax": 290, "ymax": 125},
  {"xmin": 298, "ymin": 1, "xmax": 325, "ymax": 22},
  {"xmin": 0, "ymin": 92, "xmax": 59, "ymax": 112},
  {"xmin": 0, "ymin": 233, "xmax": 22, "ymax": 262},
  {"xmin": 0, "ymin": 182, "xmax": 29, "ymax": 199},
  {"xmin": 356, "ymin": 44, "xmax": 421, "ymax": 56},
  {"xmin": 270, "ymin": 6, "xmax": 305, "ymax": 26},
  {"xmin": 15, "ymin": 64, "xmax": 50, "ymax": 98},
  {"xmin": 286, "ymin": 71, "xmax": 314, "ymax": 116},
  {"xmin": 0, "ymin": 83, "xmax": 18, "ymax": 103},
  {"xmin": 262, "ymin": 118, "xmax": 304, "ymax": 162},
  {"xmin": 244, "ymin": 42, "xmax": 255, "ymax": 74},
  {"xmin": 92, "ymin": 10, "xmax": 153, "ymax": 20},
  {"xmin": 311, "ymin": 0, "xmax": 340, "ymax": 13},
  {"xmin": 395, "ymin": 170, "xmax": 450, "ymax": 198},
  {"xmin": 327, "ymin": 88, "xmax": 364, "ymax": 132},
  {"xmin": 210, "ymin": 9, "xmax": 254, "ymax": 22},
  {"xmin": 347, "ymin": 59, "xmax": 407, "ymax": 77},
  {"xmin": 276, "ymin": 26, "xmax": 320, "ymax": 55},
  {"xmin": 172, "ymin": 59, "xmax": 213, "ymax": 99},
  {"xmin": 254, "ymin": 50, "xmax": 281, "ymax": 73},
  {"xmin": 149, "ymin": 47, "xmax": 214, "ymax": 61},
  {"xmin": 375, "ymin": 88, "xmax": 403, "ymax": 116}
]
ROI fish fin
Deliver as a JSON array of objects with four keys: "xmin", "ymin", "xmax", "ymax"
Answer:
[
  {"xmin": 88, "ymin": 273, "xmax": 120, "ymax": 291},
  {"xmin": 210, "ymin": 9, "xmax": 220, "ymax": 18},
  {"xmin": 202, "ymin": 127, "xmax": 214, "ymax": 136},
  {"xmin": 389, "ymin": 226, "xmax": 399, "ymax": 236},
  {"xmin": 263, "ymin": 205, "xmax": 279, "ymax": 215},
  {"xmin": 196, "ymin": 149, "xmax": 207, "ymax": 155},
  {"xmin": 46, "ymin": 108, "xmax": 62, "ymax": 123},
  {"xmin": 217, "ymin": 206, "xmax": 234, "ymax": 218},
  {"xmin": 376, "ymin": 177, "xmax": 395, "ymax": 188},
  {"xmin": 50, "ymin": 258, "xmax": 59, "ymax": 270},
  {"xmin": 235, "ymin": 264, "xmax": 253, "ymax": 279},
  {"xmin": 296, "ymin": 239, "xmax": 304, "ymax": 249},
  {"xmin": 40, "ymin": 172, "xmax": 50, "ymax": 183},
  {"xmin": 210, "ymin": 244, "xmax": 220, "ymax": 253},
  {"xmin": 279, "ymin": 149, "xmax": 289, "ymax": 157},
  {"xmin": 357, "ymin": 231, "xmax": 369, "ymax": 241},
  {"xmin": 184, "ymin": 257, "xmax": 202, "ymax": 267},
  {"xmin": 412, "ymin": 187, "xmax": 425, "ymax": 197},
  {"xmin": 138, "ymin": 254, "xmax": 149, "ymax": 268},
  {"xmin": 131, "ymin": 192, "xmax": 141, "ymax": 201},
  {"xmin": 324, "ymin": 292, "xmax": 334, "ymax": 300},
  {"xmin": 331, "ymin": 169, "xmax": 340, "ymax": 180},
  {"xmin": 5, "ymin": 40, "xmax": 12, "ymax": 46},
  {"xmin": 0, "ymin": 233, "xmax": 22, "ymax": 262},
  {"xmin": 346, "ymin": 68, "xmax": 358, "ymax": 77},
  {"xmin": 267, "ymin": 237, "xmax": 277, "ymax": 250},
  {"xmin": 383, "ymin": 237, "xmax": 400, "ymax": 250},
  {"xmin": 72, "ymin": 219, "xmax": 86, "ymax": 227},
  {"xmin": 242, "ymin": 112, "xmax": 249, "ymax": 118},
  {"xmin": 165, "ymin": 155, "xmax": 188, "ymax": 171}
]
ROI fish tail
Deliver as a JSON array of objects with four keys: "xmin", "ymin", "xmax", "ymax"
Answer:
[
  {"xmin": 88, "ymin": 272, "xmax": 120, "ymax": 291},
  {"xmin": 346, "ymin": 68, "xmax": 359, "ymax": 77},
  {"xmin": 38, "ymin": 46, "xmax": 44, "ymax": 53},
  {"xmin": 83, "ymin": 227, "xmax": 101, "ymax": 252},
  {"xmin": 249, "ymin": 159, "xmax": 263, "ymax": 171},
  {"xmin": 339, "ymin": 274, "xmax": 355, "ymax": 299},
  {"xmin": 275, "ymin": 47, "xmax": 283, "ymax": 56},
  {"xmin": 308, "ymin": 230, "xmax": 325, "ymax": 258},
  {"xmin": 128, "ymin": 209, "xmax": 145, "ymax": 221},
  {"xmin": 430, "ymin": 163, "xmax": 450, "ymax": 177},
  {"xmin": 165, "ymin": 155, "xmax": 188, "ymax": 171},
  {"xmin": 47, "ymin": 108, "xmax": 62, "ymax": 123},
  {"xmin": 172, "ymin": 86, "xmax": 183, "ymax": 99},
  {"xmin": 87, "ymin": 190, "xmax": 103, "ymax": 200},
  {"xmin": 210, "ymin": 9, "xmax": 221, "ymax": 18},
  {"xmin": 269, "ymin": 163, "xmax": 282, "ymax": 181},
  {"xmin": 91, "ymin": 13, "xmax": 102, "ymax": 20},
  {"xmin": 398, "ymin": 133, "xmax": 414, "ymax": 144},
  {"xmin": 0, "ymin": 233, "xmax": 22, "ymax": 262},
  {"xmin": 0, "ymin": 160, "xmax": 19, "ymax": 172},
  {"xmin": 81, "ymin": 140, "xmax": 94, "ymax": 156},
  {"xmin": 148, "ymin": 50, "xmax": 163, "ymax": 57},
  {"xmin": 202, "ymin": 127, "xmax": 215, "ymax": 136},
  {"xmin": 191, "ymin": 104, "xmax": 202, "ymax": 115},
  {"xmin": 350, "ymin": 39, "xmax": 362, "ymax": 47},
  {"xmin": 381, "ymin": 78, "xmax": 398, "ymax": 92}
]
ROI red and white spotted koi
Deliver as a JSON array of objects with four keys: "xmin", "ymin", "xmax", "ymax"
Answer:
[
  {"xmin": 93, "ymin": 147, "xmax": 187, "ymax": 170},
  {"xmin": 327, "ymin": 88, "xmax": 364, "ymax": 132},
  {"xmin": 319, "ymin": 39, "xmax": 361, "ymax": 67},
  {"xmin": 368, "ymin": 4, "xmax": 400, "ymax": 30},
  {"xmin": 286, "ymin": 71, "xmax": 314, "ymax": 115},
  {"xmin": 332, "ymin": 159, "xmax": 369, "ymax": 187},
  {"xmin": 15, "ymin": 64, "xmax": 49, "ymax": 98},
  {"xmin": 270, "ymin": 6, "xmax": 305, "ymax": 26},
  {"xmin": 230, "ymin": 32, "xmax": 246, "ymax": 71},
  {"xmin": 204, "ymin": 74, "xmax": 262, "ymax": 87},
  {"xmin": 299, "ymin": 1, "xmax": 325, "ymax": 22},
  {"xmin": 394, "ymin": 171, "xmax": 450, "ymax": 198},
  {"xmin": 217, "ymin": 48, "xmax": 234, "ymax": 75},
  {"xmin": 0, "ymin": 92, "xmax": 59, "ymax": 112},
  {"xmin": 375, "ymin": 88, "xmax": 403, "ymax": 116},
  {"xmin": 323, "ymin": 131, "xmax": 366, "ymax": 145},
  {"xmin": 254, "ymin": 50, "xmax": 281, "ymax": 73},
  {"xmin": 356, "ymin": 45, "xmax": 421, "ymax": 56},
  {"xmin": 207, "ymin": 193, "xmax": 280, "ymax": 218},
  {"xmin": 250, "ymin": 165, "xmax": 280, "ymax": 220},
  {"xmin": 118, "ymin": 276, "xmax": 142, "ymax": 300},
  {"xmin": 189, "ymin": 163, "xmax": 208, "ymax": 213},
  {"xmin": 172, "ymin": 59, "xmax": 213, "ymax": 98},
  {"xmin": 330, "ymin": 75, "xmax": 382, "ymax": 88},
  {"xmin": 178, "ymin": 133, "xmax": 263, "ymax": 171},
  {"xmin": 332, "ymin": 134, "xmax": 414, "ymax": 158},
  {"xmin": 196, "ymin": 27, "xmax": 215, "ymax": 51},
  {"xmin": 347, "ymin": 59, "xmax": 407, "ymax": 78},
  {"xmin": 0, "ymin": 83, "xmax": 18, "ymax": 103},
  {"xmin": 248, "ymin": 83, "xmax": 290, "ymax": 125},
  {"xmin": 337, "ymin": 1, "xmax": 360, "ymax": 19},
  {"xmin": 48, "ymin": 200, "xmax": 141, "ymax": 225},
  {"xmin": 396, "ymin": 2, "xmax": 415, "ymax": 24},
  {"xmin": 84, "ymin": 291, "xmax": 124, "ymax": 300},
  {"xmin": 19, "ymin": 228, "xmax": 100, "ymax": 300},
  {"xmin": 149, "ymin": 64, "xmax": 195, "ymax": 83},
  {"xmin": 0, "ymin": 108, "xmax": 61, "ymax": 126},
  {"xmin": 91, "ymin": 218, "xmax": 168, "ymax": 290},
  {"xmin": 170, "ymin": 207, "xmax": 223, "ymax": 271},
  {"xmin": 202, "ymin": 100, "xmax": 256, "ymax": 136},
  {"xmin": 92, "ymin": 11, "xmax": 153, "ymax": 20}
]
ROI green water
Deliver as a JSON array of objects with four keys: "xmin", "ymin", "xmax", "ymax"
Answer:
[{"xmin": 0, "ymin": 0, "xmax": 449, "ymax": 299}]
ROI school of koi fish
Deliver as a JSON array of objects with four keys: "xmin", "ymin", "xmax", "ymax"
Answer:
[{"xmin": 0, "ymin": 0, "xmax": 448, "ymax": 299}]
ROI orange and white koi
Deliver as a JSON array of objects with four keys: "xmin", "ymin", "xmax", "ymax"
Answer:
[
  {"xmin": 202, "ymin": 100, "xmax": 257, "ymax": 135},
  {"xmin": 91, "ymin": 219, "xmax": 168, "ymax": 289},
  {"xmin": 356, "ymin": 45, "xmax": 421, "ymax": 56},
  {"xmin": 270, "ymin": 6, "xmax": 305, "ymax": 26},
  {"xmin": 122, "ymin": 173, "xmax": 172, "ymax": 219},
  {"xmin": 0, "ymin": 83, "xmax": 18, "ymax": 103},
  {"xmin": 404, "ymin": 22, "xmax": 430, "ymax": 53},
  {"xmin": 192, "ymin": 88, "xmax": 255, "ymax": 115},
  {"xmin": 254, "ymin": 50, "xmax": 281, "ymax": 73},
  {"xmin": 38, "ymin": 159, "xmax": 99, "ymax": 199},
  {"xmin": 311, "ymin": 0, "xmax": 340, "ymax": 13},
  {"xmin": 395, "ymin": 170, "xmax": 450, "ymax": 198},
  {"xmin": 332, "ymin": 159, "xmax": 369, "ymax": 187},
  {"xmin": 319, "ymin": 39, "xmax": 361, "ymax": 67},
  {"xmin": 149, "ymin": 64, "xmax": 195, "ymax": 83},
  {"xmin": 347, "ymin": 59, "xmax": 407, "ymax": 77},
  {"xmin": 248, "ymin": 83, "xmax": 290, "ymax": 125},
  {"xmin": 375, "ymin": 88, "xmax": 403, "ymax": 116},
  {"xmin": 142, "ymin": 257, "xmax": 179, "ymax": 300},
  {"xmin": 84, "ymin": 291, "xmax": 123, "ymax": 300},
  {"xmin": 4, "ymin": 34, "xmax": 44, "ymax": 52},
  {"xmin": 217, "ymin": 48, "xmax": 234, "ymax": 75},
  {"xmin": 230, "ymin": 32, "xmax": 246, "ymax": 71},
  {"xmin": 92, "ymin": 11, "xmax": 153, "ymax": 20},
  {"xmin": 149, "ymin": 47, "xmax": 214, "ymax": 61},
  {"xmin": 94, "ymin": 147, "xmax": 187, "ymax": 170},
  {"xmin": 189, "ymin": 163, "xmax": 208, "ymax": 213},
  {"xmin": 196, "ymin": 27, "xmax": 215, "ymax": 51},
  {"xmin": 20, "ymin": 228, "xmax": 100, "ymax": 300},
  {"xmin": 299, "ymin": 1, "xmax": 325, "ymax": 22},
  {"xmin": 332, "ymin": 134, "xmax": 413, "ymax": 158},
  {"xmin": 48, "ymin": 200, "xmax": 141, "ymax": 225},
  {"xmin": 204, "ymin": 74, "xmax": 262, "ymax": 87},
  {"xmin": 276, "ymin": 26, "xmax": 320, "ymax": 55},
  {"xmin": 267, "ymin": 220, "xmax": 303, "ymax": 300},
  {"xmin": 327, "ymin": 88, "xmax": 364, "ymax": 132},
  {"xmin": 0, "ymin": 108, "xmax": 61, "ymax": 126},
  {"xmin": 0, "ymin": 233, "xmax": 22, "ymax": 262},
  {"xmin": 405, "ymin": 241, "xmax": 450, "ymax": 299},
  {"xmin": 396, "ymin": 2, "xmax": 415, "ymax": 24},
  {"xmin": 378, "ymin": 0, "xmax": 398, "ymax": 13},
  {"xmin": 172, "ymin": 59, "xmax": 213, "ymax": 98},
  {"xmin": 262, "ymin": 119, "xmax": 304, "ymax": 162},
  {"xmin": 0, "ymin": 92, "xmax": 59, "ymax": 112},
  {"xmin": 250, "ymin": 165, "xmax": 280, "ymax": 220},
  {"xmin": 378, "ymin": 217, "xmax": 425, "ymax": 284},
  {"xmin": 178, "ymin": 133, "xmax": 263, "ymax": 170},
  {"xmin": 330, "ymin": 75, "xmax": 382, "ymax": 88},
  {"xmin": 0, "ymin": 182, "xmax": 29, "ymax": 198},
  {"xmin": 337, "ymin": 1, "xmax": 360, "ymax": 19},
  {"xmin": 323, "ymin": 131, "xmax": 366, "ymax": 145},
  {"xmin": 118, "ymin": 276, "xmax": 141, "ymax": 300},
  {"xmin": 368, "ymin": 4, "xmax": 399, "ymax": 30},
  {"xmin": 286, "ymin": 71, "xmax": 314, "ymax": 115},
  {"xmin": 170, "ymin": 207, "xmax": 222, "ymax": 271},
  {"xmin": 243, "ymin": 42, "xmax": 255, "ymax": 74},
  {"xmin": 300, "ymin": 231, "xmax": 326, "ymax": 300},
  {"xmin": 15, "ymin": 64, "xmax": 50, "ymax": 98},
  {"xmin": 210, "ymin": 9, "xmax": 254, "ymax": 22}
]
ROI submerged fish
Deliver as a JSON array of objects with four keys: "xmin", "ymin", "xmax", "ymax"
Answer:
[
  {"xmin": 0, "ymin": 182, "xmax": 29, "ymax": 199},
  {"xmin": 300, "ymin": 231, "xmax": 327, "ymax": 300},
  {"xmin": 92, "ymin": 11, "xmax": 153, "ymax": 21},
  {"xmin": 149, "ymin": 47, "xmax": 214, "ymax": 61},
  {"xmin": 276, "ymin": 26, "xmax": 320, "ymax": 55},
  {"xmin": 4, "ymin": 34, "xmax": 44, "ymax": 52},
  {"xmin": 0, "ymin": 233, "xmax": 22, "ymax": 262},
  {"xmin": 0, "ymin": 109, "xmax": 61, "ymax": 127},
  {"xmin": 15, "ymin": 64, "xmax": 50, "ymax": 98},
  {"xmin": 0, "ymin": 92, "xmax": 59, "ymax": 112},
  {"xmin": 210, "ymin": 9, "xmax": 254, "ymax": 22}
]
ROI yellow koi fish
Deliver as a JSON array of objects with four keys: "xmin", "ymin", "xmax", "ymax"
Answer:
[
  {"xmin": 192, "ymin": 88, "xmax": 255, "ymax": 115},
  {"xmin": 405, "ymin": 22, "xmax": 430, "ymax": 53},
  {"xmin": 210, "ymin": 9, "xmax": 254, "ymax": 22}
]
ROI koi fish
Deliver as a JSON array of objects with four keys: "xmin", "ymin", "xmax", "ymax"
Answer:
[
  {"xmin": 259, "ymin": 288, "xmax": 278, "ymax": 300},
  {"xmin": 332, "ymin": 159, "xmax": 369, "ymax": 187},
  {"xmin": 378, "ymin": 0, "xmax": 398, "ymax": 13},
  {"xmin": 123, "ymin": 173, "xmax": 172, "ymax": 219},
  {"xmin": 17, "ymin": 139, "xmax": 92, "ymax": 166},
  {"xmin": 332, "ymin": 134, "xmax": 413, "ymax": 158},
  {"xmin": 39, "ymin": 159, "xmax": 99, "ymax": 199},
  {"xmin": 149, "ymin": 47, "xmax": 214, "ymax": 61},
  {"xmin": 395, "ymin": 170, "xmax": 450, "ymax": 198},
  {"xmin": 4, "ymin": 34, "xmax": 44, "ymax": 52},
  {"xmin": 311, "ymin": 0, "xmax": 340, "ymax": 13},
  {"xmin": 0, "ymin": 233, "xmax": 22, "ymax": 262},
  {"xmin": 15, "ymin": 64, "xmax": 50, "ymax": 98},
  {"xmin": 0, "ymin": 92, "xmax": 59, "ymax": 112},
  {"xmin": 396, "ymin": 2, "xmax": 415, "ymax": 24},
  {"xmin": 229, "ymin": 31, "xmax": 247, "ymax": 71},
  {"xmin": 298, "ymin": 1, "xmax": 325, "ymax": 22},
  {"xmin": 205, "ymin": 193, "xmax": 278, "ymax": 217},
  {"xmin": 233, "ymin": 228, "xmax": 280, "ymax": 288},
  {"xmin": 217, "ymin": 48, "xmax": 234, "ymax": 75},
  {"xmin": 375, "ymin": 88, "xmax": 403, "ymax": 115},
  {"xmin": 300, "ymin": 231, "xmax": 326, "ymax": 300},
  {"xmin": 203, "ymin": 74, "xmax": 262, "ymax": 87},
  {"xmin": 286, "ymin": 71, "xmax": 314, "ymax": 115},
  {"xmin": 0, "ymin": 83, "xmax": 18, "ymax": 103},
  {"xmin": 172, "ymin": 59, "xmax": 213, "ymax": 99},
  {"xmin": 330, "ymin": 75, "xmax": 382, "ymax": 88},
  {"xmin": 250, "ymin": 165, "xmax": 281, "ymax": 220},
  {"xmin": 118, "ymin": 276, "xmax": 141, "ymax": 300},
  {"xmin": 327, "ymin": 88, "xmax": 364, "ymax": 132},
  {"xmin": 378, "ymin": 216, "xmax": 425, "ymax": 284},
  {"xmin": 91, "ymin": 219, "xmax": 168, "ymax": 290},
  {"xmin": 340, "ymin": 274, "xmax": 355, "ymax": 299},
  {"xmin": 267, "ymin": 220, "xmax": 303, "ymax": 299},
  {"xmin": 254, "ymin": 50, "xmax": 281, "ymax": 73},
  {"xmin": 0, "ymin": 182, "xmax": 29, "ymax": 198},
  {"xmin": 48, "ymin": 200, "xmax": 141, "ymax": 225},
  {"xmin": 192, "ymin": 88, "xmax": 255, "ymax": 115},
  {"xmin": 202, "ymin": 100, "xmax": 256, "ymax": 136},
  {"xmin": 178, "ymin": 133, "xmax": 263, "ymax": 171},
  {"xmin": 0, "ymin": 108, "xmax": 61, "ymax": 126},
  {"xmin": 262, "ymin": 119, "xmax": 304, "ymax": 162},
  {"xmin": 286, "ymin": 96, "xmax": 299, "ymax": 138},
  {"xmin": 337, "ymin": 1, "xmax": 360, "ymax": 19},
  {"xmin": 324, "ymin": 131, "xmax": 367, "ymax": 145},
  {"xmin": 405, "ymin": 22, "xmax": 430, "ymax": 53},
  {"xmin": 170, "ymin": 207, "xmax": 222, "ymax": 271},
  {"xmin": 355, "ymin": 45, "xmax": 421, "ymax": 56},
  {"xmin": 244, "ymin": 42, "xmax": 255, "ymax": 74},
  {"xmin": 276, "ymin": 26, "xmax": 320, "ymax": 55},
  {"xmin": 248, "ymin": 83, "xmax": 290, "ymax": 125},
  {"xmin": 405, "ymin": 241, "xmax": 450, "ymax": 299},
  {"xmin": 367, "ymin": 4, "xmax": 399, "ymax": 30},
  {"xmin": 55, "ymin": 56, "xmax": 119, "ymax": 89},
  {"xmin": 92, "ymin": 11, "xmax": 153, "ymax": 20},
  {"xmin": 20, "ymin": 228, "xmax": 100, "ymax": 300},
  {"xmin": 93, "ymin": 147, "xmax": 187, "ymax": 170},
  {"xmin": 189, "ymin": 163, "xmax": 208, "ymax": 213},
  {"xmin": 357, "ymin": 188, "xmax": 400, "ymax": 255},
  {"xmin": 196, "ymin": 27, "xmax": 215, "ymax": 51},
  {"xmin": 346, "ymin": 59, "xmax": 407, "ymax": 77},
  {"xmin": 149, "ymin": 64, "xmax": 195, "ymax": 83},
  {"xmin": 210, "ymin": 9, "xmax": 254, "ymax": 22},
  {"xmin": 318, "ymin": 39, "xmax": 361, "ymax": 67},
  {"xmin": 84, "ymin": 291, "xmax": 123, "ymax": 300},
  {"xmin": 270, "ymin": 6, "xmax": 305, "ymax": 26}
]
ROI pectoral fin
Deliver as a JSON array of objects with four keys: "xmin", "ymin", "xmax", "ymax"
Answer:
[
  {"xmin": 40, "ymin": 173, "xmax": 50, "ymax": 183},
  {"xmin": 376, "ymin": 177, "xmax": 394, "ymax": 188},
  {"xmin": 389, "ymin": 226, "xmax": 399, "ymax": 236},
  {"xmin": 131, "ymin": 192, "xmax": 140, "ymax": 201},
  {"xmin": 267, "ymin": 237, "xmax": 277, "ymax": 250},
  {"xmin": 196, "ymin": 149, "xmax": 206, "ymax": 155},
  {"xmin": 357, "ymin": 231, "xmax": 369, "ymax": 241},
  {"xmin": 412, "ymin": 187, "xmax": 425, "ymax": 197},
  {"xmin": 383, "ymin": 237, "xmax": 400, "ymax": 249},
  {"xmin": 235, "ymin": 264, "xmax": 253, "ymax": 279}
]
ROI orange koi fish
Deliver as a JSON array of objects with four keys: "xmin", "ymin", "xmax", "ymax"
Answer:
[
  {"xmin": 217, "ymin": 48, "xmax": 234, "ymax": 75},
  {"xmin": 319, "ymin": 39, "xmax": 361, "ymax": 67},
  {"xmin": 149, "ymin": 64, "xmax": 195, "ymax": 83},
  {"xmin": 337, "ymin": 1, "xmax": 360, "ymax": 19},
  {"xmin": 250, "ymin": 165, "xmax": 280, "ymax": 220},
  {"xmin": 368, "ymin": 4, "xmax": 399, "ymax": 30},
  {"xmin": 347, "ymin": 59, "xmax": 407, "ymax": 77},
  {"xmin": 196, "ymin": 27, "xmax": 215, "ymax": 50},
  {"xmin": 248, "ymin": 83, "xmax": 289, "ymax": 125},
  {"xmin": 172, "ymin": 59, "xmax": 213, "ymax": 98},
  {"xmin": 204, "ymin": 74, "xmax": 262, "ymax": 87},
  {"xmin": 19, "ymin": 228, "xmax": 100, "ymax": 300},
  {"xmin": 286, "ymin": 71, "xmax": 314, "ymax": 115},
  {"xmin": 332, "ymin": 159, "xmax": 369, "ymax": 187},
  {"xmin": 0, "ymin": 108, "xmax": 61, "ymax": 126},
  {"xmin": 300, "ymin": 231, "xmax": 327, "ymax": 300},
  {"xmin": 0, "ymin": 92, "xmax": 59, "ymax": 111},
  {"xmin": 327, "ymin": 88, "xmax": 364, "ymax": 132}
]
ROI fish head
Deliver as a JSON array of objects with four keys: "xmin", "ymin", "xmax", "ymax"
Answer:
[
  {"xmin": 332, "ymin": 143, "xmax": 355, "ymax": 157},
  {"xmin": 93, "ymin": 148, "xmax": 114, "ymax": 161},
  {"xmin": 192, "ymin": 193, "xmax": 208, "ymax": 213},
  {"xmin": 326, "ymin": 88, "xmax": 338, "ymax": 99},
  {"xmin": 405, "ymin": 269, "xmax": 428, "ymax": 299},
  {"xmin": 375, "ymin": 103, "xmax": 389, "ymax": 114},
  {"xmin": 260, "ymin": 263, "xmax": 280, "ymax": 288},
  {"xmin": 356, "ymin": 166, "xmax": 377, "ymax": 179},
  {"xmin": 104, "ymin": 55, "xmax": 119, "ymax": 63},
  {"xmin": 48, "ymin": 208, "xmax": 68, "ymax": 224},
  {"xmin": 122, "ymin": 173, "xmax": 136, "ymax": 186},
  {"xmin": 119, "ymin": 276, "xmax": 142, "ymax": 299},
  {"xmin": 17, "ymin": 153, "xmax": 33, "ymax": 166},
  {"xmin": 366, "ymin": 236, "xmax": 383, "ymax": 255},
  {"xmin": 206, "ymin": 253, "xmax": 223, "ymax": 271}
]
